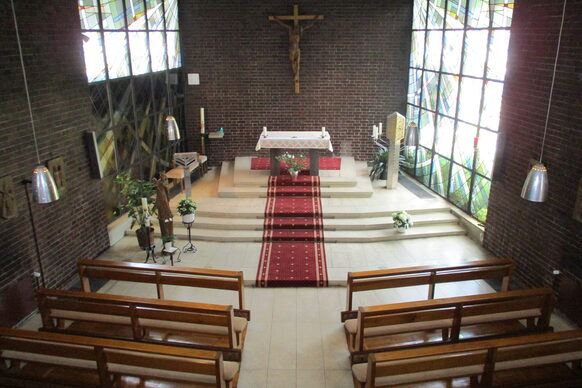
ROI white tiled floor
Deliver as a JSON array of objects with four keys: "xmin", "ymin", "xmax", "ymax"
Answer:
[{"xmin": 17, "ymin": 165, "xmax": 578, "ymax": 388}]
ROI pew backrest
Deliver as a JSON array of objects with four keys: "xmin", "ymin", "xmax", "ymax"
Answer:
[
  {"xmin": 0, "ymin": 328, "xmax": 235, "ymax": 388},
  {"xmin": 350, "ymin": 287, "xmax": 553, "ymax": 355},
  {"xmin": 342, "ymin": 258, "xmax": 514, "ymax": 321},
  {"xmin": 77, "ymin": 258, "xmax": 250, "ymax": 320},
  {"xmin": 358, "ymin": 329, "xmax": 582, "ymax": 388}
]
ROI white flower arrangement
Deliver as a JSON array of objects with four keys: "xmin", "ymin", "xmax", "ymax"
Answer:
[{"xmin": 392, "ymin": 210, "xmax": 413, "ymax": 230}]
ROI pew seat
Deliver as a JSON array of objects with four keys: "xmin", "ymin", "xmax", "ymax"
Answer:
[
  {"xmin": 342, "ymin": 258, "xmax": 514, "ymax": 322},
  {"xmin": 77, "ymin": 259, "xmax": 250, "ymax": 320},
  {"xmin": 351, "ymin": 330, "xmax": 582, "ymax": 388},
  {"xmin": 346, "ymin": 288, "xmax": 553, "ymax": 363},
  {"xmin": 0, "ymin": 328, "xmax": 239, "ymax": 387},
  {"xmin": 37, "ymin": 288, "xmax": 247, "ymax": 361}
]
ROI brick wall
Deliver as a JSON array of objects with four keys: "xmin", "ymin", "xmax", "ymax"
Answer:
[
  {"xmin": 484, "ymin": 0, "xmax": 582, "ymax": 323},
  {"xmin": 0, "ymin": 1, "xmax": 109, "ymax": 325},
  {"xmin": 179, "ymin": 0, "xmax": 412, "ymax": 164}
]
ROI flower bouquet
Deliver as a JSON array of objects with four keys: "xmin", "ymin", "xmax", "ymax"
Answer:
[{"xmin": 392, "ymin": 210, "xmax": 413, "ymax": 232}]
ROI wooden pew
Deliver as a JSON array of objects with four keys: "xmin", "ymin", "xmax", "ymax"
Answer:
[
  {"xmin": 77, "ymin": 259, "xmax": 250, "ymax": 320},
  {"xmin": 37, "ymin": 288, "xmax": 247, "ymax": 361},
  {"xmin": 0, "ymin": 327, "xmax": 240, "ymax": 388},
  {"xmin": 342, "ymin": 258, "xmax": 514, "ymax": 322},
  {"xmin": 346, "ymin": 287, "xmax": 553, "ymax": 363},
  {"xmin": 351, "ymin": 329, "xmax": 582, "ymax": 388}
]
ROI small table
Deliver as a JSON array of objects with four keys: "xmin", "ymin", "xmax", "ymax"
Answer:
[{"xmin": 255, "ymin": 131, "xmax": 333, "ymax": 176}]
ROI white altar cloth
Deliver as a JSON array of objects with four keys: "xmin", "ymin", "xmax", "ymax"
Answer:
[{"xmin": 255, "ymin": 131, "xmax": 333, "ymax": 152}]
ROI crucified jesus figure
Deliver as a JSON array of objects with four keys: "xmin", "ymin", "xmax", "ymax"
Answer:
[{"xmin": 269, "ymin": 6, "xmax": 323, "ymax": 93}]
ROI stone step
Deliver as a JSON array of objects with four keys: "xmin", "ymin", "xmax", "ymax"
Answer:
[
  {"xmin": 156, "ymin": 211, "xmax": 458, "ymax": 231},
  {"xmin": 130, "ymin": 222, "xmax": 465, "ymax": 243},
  {"xmin": 233, "ymin": 156, "xmax": 358, "ymax": 187},
  {"xmin": 174, "ymin": 205, "xmax": 452, "ymax": 219},
  {"xmin": 218, "ymin": 161, "xmax": 374, "ymax": 198}
]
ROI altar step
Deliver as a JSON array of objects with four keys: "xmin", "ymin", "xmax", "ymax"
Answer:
[
  {"xmin": 233, "ymin": 156, "xmax": 357, "ymax": 187},
  {"xmin": 140, "ymin": 208, "xmax": 464, "ymax": 242},
  {"xmin": 218, "ymin": 159, "xmax": 374, "ymax": 198},
  {"xmin": 131, "ymin": 222, "xmax": 464, "ymax": 243}
]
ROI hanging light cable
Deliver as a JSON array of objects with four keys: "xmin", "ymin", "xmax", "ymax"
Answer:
[
  {"xmin": 521, "ymin": 0, "xmax": 567, "ymax": 202},
  {"xmin": 10, "ymin": 0, "xmax": 59, "ymax": 204}
]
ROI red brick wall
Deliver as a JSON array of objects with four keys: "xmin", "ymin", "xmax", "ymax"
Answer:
[
  {"xmin": 484, "ymin": 0, "xmax": 582, "ymax": 323},
  {"xmin": 179, "ymin": 0, "xmax": 412, "ymax": 164},
  {"xmin": 0, "ymin": 1, "xmax": 109, "ymax": 325}
]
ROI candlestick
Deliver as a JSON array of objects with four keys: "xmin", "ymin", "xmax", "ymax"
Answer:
[
  {"xmin": 200, "ymin": 107, "xmax": 205, "ymax": 134},
  {"xmin": 321, "ymin": 126, "xmax": 326, "ymax": 137},
  {"xmin": 378, "ymin": 122, "xmax": 382, "ymax": 137}
]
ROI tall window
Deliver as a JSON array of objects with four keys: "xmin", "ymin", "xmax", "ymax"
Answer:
[
  {"xmin": 79, "ymin": 0, "xmax": 181, "ymax": 82},
  {"xmin": 405, "ymin": 0, "xmax": 513, "ymax": 222},
  {"xmin": 78, "ymin": 0, "xmax": 184, "ymax": 222}
]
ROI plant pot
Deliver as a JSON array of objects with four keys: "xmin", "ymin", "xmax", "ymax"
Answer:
[
  {"xmin": 136, "ymin": 226, "xmax": 155, "ymax": 249},
  {"xmin": 164, "ymin": 242, "xmax": 173, "ymax": 251},
  {"xmin": 182, "ymin": 213, "xmax": 195, "ymax": 224},
  {"xmin": 380, "ymin": 169, "xmax": 388, "ymax": 180},
  {"xmin": 395, "ymin": 226, "xmax": 407, "ymax": 233},
  {"xmin": 290, "ymin": 171, "xmax": 299, "ymax": 182}
]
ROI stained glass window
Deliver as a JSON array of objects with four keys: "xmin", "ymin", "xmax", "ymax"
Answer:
[
  {"xmin": 80, "ymin": 0, "xmax": 184, "ymax": 223},
  {"xmin": 406, "ymin": 0, "xmax": 514, "ymax": 222},
  {"xmin": 79, "ymin": 0, "xmax": 181, "ymax": 82}
]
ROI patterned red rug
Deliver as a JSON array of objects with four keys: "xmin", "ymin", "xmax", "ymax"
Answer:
[
  {"xmin": 256, "ymin": 175, "xmax": 328, "ymax": 287},
  {"xmin": 251, "ymin": 157, "xmax": 341, "ymax": 172}
]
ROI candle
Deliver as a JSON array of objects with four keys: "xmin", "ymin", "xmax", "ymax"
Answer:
[
  {"xmin": 321, "ymin": 127, "xmax": 326, "ymax": 137},
  {"xmin": 141, "ymin": 198, "xmax": 148, "ymax": 211},
  {"xmin": 200, "ymin": 107, "xmax": 205, "ymax": 134},
  {"xmin": 263, "ymin": 126, "xmax": 268, "ymax": 134},
  {"xmin": 378, "ymin": 122, "xmax": 382, "ymax": 136},
  {"xmin": 373, "ymin": 125, "xmax": 378, "ymax": 139}
]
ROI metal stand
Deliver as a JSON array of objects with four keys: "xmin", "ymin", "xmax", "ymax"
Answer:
[
  {"xmin": 182, "ymin": 222, "xmax": 197, "ymax": 253},
  {"xmin": 143, "ymin": 226, "xmax": 157, "ymax": 263}
]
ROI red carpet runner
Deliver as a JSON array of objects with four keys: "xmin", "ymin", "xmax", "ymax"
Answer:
[
  {"xmin": 256, "ymin": 175, "xmax": 328, "ymax": 287},
  {"xmin": 251, "ymin": 157, "xmax": 341, "ymax": 172}
]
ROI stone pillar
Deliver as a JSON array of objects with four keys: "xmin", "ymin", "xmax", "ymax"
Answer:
[{"xmin": 385, "ymin": 112, "xmax": 405, "ymax": 189}]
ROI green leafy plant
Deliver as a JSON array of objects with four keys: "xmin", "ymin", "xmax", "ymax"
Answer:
[
  {"xmin": 114, "ymin": 172, "xmax": 157, "ymax": 229},
  {"xmin": 161, "ymin": 235, "xmax": 176, "ymax": 244},
  {"xmin": 392, "ymin": 210, "xmax": 413, "ymax": 230},
  {"xmin": 276, "ymin": 153, "xmax": 307, "ymax": 173},
  {"xmin": 370, "ymin": 149, "xmax": 389, "ymax": 180},
  {"xmin": 177, "ymin": 198, "xmax": 197, "ymax": 215}
]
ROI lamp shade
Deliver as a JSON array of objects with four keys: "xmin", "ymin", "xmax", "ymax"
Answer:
[
  {"xmin": 405, "ymin": 122, "xmax": 418, "ymax": 146},
  {"xmin": 166, "ymin": 115, "xmax": 180, "ymax": 141},
  {"xmin": 32, "ymin": 165, "xmax": 60, "ymax": 203},
  {"xmin": 521, "ymin": 163, "xmax": 548, "ymax": 202}
]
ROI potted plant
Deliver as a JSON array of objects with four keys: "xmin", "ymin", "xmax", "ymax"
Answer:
[
  {"xmin": 177, "ymin": 198, "xmax": 197, "ymax": 224},
  {"xmin": 370, "ymin": 149, "xmax": 389, "ymax": 180},
  {"xmin": 114, "ymin": 172, "xmax": 157, "ymax": 249},
  {"xmin": 161, "ymin": 234, "xmax": 176, "ymax": 251},
  {"xmin": 392, "ymin": 210, "xmax": 413, "ymax": 233},
  {"xmin": 276, "ymin": 152, "xmax": 307, "ymax": 181}
]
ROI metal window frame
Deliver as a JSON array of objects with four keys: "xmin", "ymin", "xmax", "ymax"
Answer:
[{"xmin": 407, "ymin": 0, "xmax": 512, "ymax": 221}]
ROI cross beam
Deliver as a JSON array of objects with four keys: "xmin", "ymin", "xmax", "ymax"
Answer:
[{"xmin": 268, "ymin": 5, "xmax": 324, "ymax": 27}]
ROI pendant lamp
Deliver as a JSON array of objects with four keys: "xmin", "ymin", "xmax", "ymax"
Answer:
[
  {"xmin": 521, "ymin": 0, "xmax": 567, "ymax": 202},
  {"xmin": 165, "ymin": 71, "xmax": 181, "ymax": 141},
  {"xmin": 405, "ymin": 122, "xmax": 418, "ymax": 147},
  {"xmin": 11, "ymin": 0, "xmax": 59, "ymax": 204}
]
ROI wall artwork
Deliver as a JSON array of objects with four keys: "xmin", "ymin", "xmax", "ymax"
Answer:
[
  {"xmin": 0, "ymin": 176, "xmax": 18, "ymax": 219},
  {"xmin": 47, "ymin": 157, "xmax": 66, "ymax": 195},
  {"xmin": 86, "ymin": 130, "xmax": 118, "ymax": 179}
]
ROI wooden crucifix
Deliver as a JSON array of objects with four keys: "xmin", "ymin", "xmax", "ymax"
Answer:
[{"xmin": 269, "ymin": 5, "xmax": 324, "ymax": 94}]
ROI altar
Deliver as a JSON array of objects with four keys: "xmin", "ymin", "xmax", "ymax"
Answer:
[{"xmin": 255, "ymin": 130, "xmax": 333, "ymax": 176}]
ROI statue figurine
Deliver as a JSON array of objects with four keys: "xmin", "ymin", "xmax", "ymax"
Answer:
[{"xmin": 153, "ymin": 176, "xmax": 173, "ymax": 241}]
